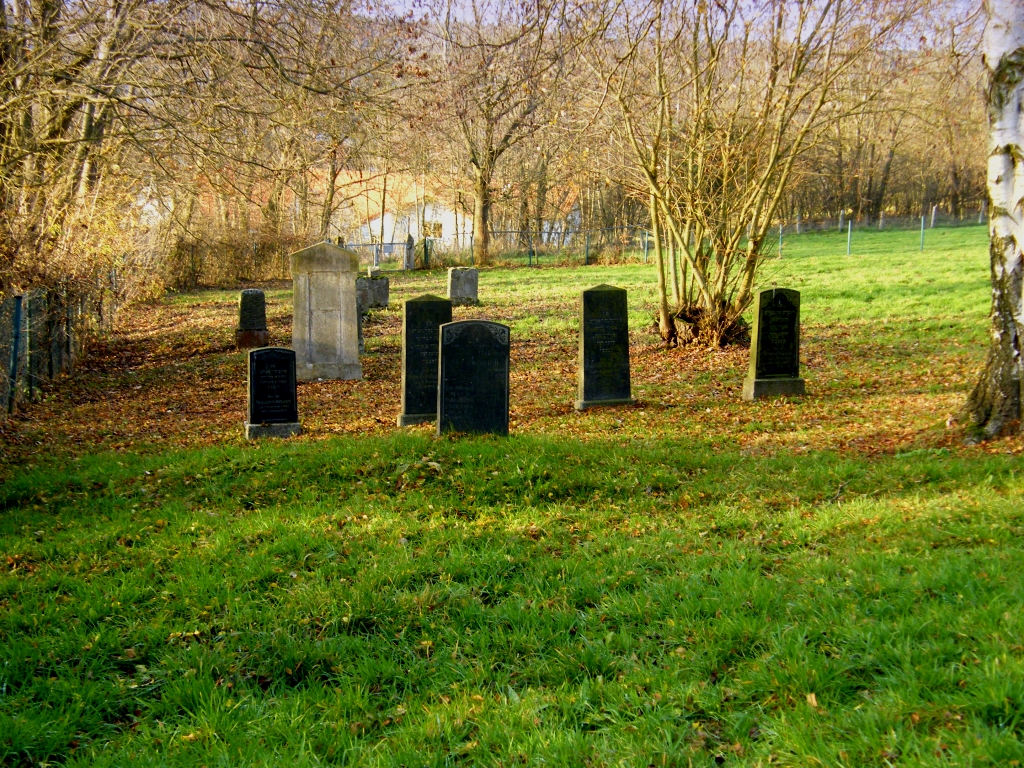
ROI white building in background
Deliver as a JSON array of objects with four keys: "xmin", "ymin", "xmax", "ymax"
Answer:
[
  {"xmin": 333, "ymin": 170, "xmax": 473, "ymax": 248},
  {"xmin": 358, "ymin": 201, "xmax": 473, "ymax": 248}
]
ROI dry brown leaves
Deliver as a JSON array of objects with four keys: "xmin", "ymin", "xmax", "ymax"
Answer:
[{"xmin": 1, "ymin": 271, "xmax": 1016, "ymax": 472}]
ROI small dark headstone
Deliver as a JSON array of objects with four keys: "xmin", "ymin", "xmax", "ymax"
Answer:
[
  {"xmin": 355, "ymin": 279, "xmax": 369, "ymax": 354},
  {"xmin": 236, "ymin": 289, "xmax": 269, "ymax": 349},
  {"xmin": 246, "ymin": 347, "xmax": 301, "ymax": 438},
  {"xmin": 397, "ymin": 295, "xmax": 452, "ymax": 426},
  {"xmin": 576, "ymin": 284, "xmax": 633, "ymax": 410},
  {"xmin": 437, "ymin": 320, "xmax": 510, "ymax": 436},
  {"xmin": 742, "ymin": 288, "xmax": 805, "ymax": 400}
]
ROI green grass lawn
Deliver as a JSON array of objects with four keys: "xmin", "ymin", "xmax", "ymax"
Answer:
[{"xmin": 5, "ymin": 224, "xmax": 1024, "ymax": 766}]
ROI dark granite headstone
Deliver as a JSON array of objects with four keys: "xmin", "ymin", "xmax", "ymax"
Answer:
[
  {"xmin": 576, "ymin": 284, "xmax": 633, "ymax": 410},
  {"xmin": 397, "ymin": 295, "xmax": 452, "ymax": 426},
  {"xmin": 742, "ymin": 288, "xmax": 805, "ymax": 400},
  {"xmin": 236, "ymin": 289, "xmax": 269, "ymax": 349},
  {"xmin": 355, "ymin": 279, "xmax": 369, "ymax": 354},
  {"xmin": 437, "ymin": 320, "xmax": 510, "ymax": 436},
  {"xmin": 246, "ymin": 347, "xmax": 301, "ymax": 438}
]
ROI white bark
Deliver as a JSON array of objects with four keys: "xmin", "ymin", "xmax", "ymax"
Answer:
[{"xmin": 964, "ymin": 0, "xmax": 1024, "ymax": 436}]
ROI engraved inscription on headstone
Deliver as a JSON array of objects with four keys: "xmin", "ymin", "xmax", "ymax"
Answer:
[
  {"xmin": 742, "ymin": 288, "xmax": 805, "ymax": 400},
  {"xmin": 246, "ymin": 347, "xmax": 301, "ymax": 438},
  {"xmin": 576, "ymin": 284, "xmax": 633, "ymax": 410},
  {"xmin": 398, "ymin": 295, "xmax": 452, "ymax": 426},
  {"xmin": 236, "ymin": 289, "xmax": 270, "ymax": 349},
  {"xmin": 437, "ymin": 320, "xmax": 510, "ymax": 436}
]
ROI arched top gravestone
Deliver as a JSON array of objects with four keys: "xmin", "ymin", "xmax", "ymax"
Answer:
[
  {"xmin": 235, "ymin": 289, "xmax": 270, "ymax": 349},
  {"xmin": 437, "ymin": 320, "xmax": 510, "ymax": 436}
]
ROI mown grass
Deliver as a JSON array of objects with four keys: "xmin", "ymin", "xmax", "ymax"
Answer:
[{"xmin": 5, "ymin": 223, "xmax": 1023, "ymax": 766}]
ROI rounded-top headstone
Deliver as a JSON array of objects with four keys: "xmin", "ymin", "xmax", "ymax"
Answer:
[{"xmin": 238, "ymin": 289, "xmax": 267, "ymax": 331}]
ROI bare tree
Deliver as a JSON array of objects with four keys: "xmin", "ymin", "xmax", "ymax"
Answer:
[
  {"xmin": 426, "ymin": 0, "xmax": 574, "ymax": 264},
  {"xmin": 582, "ymin": 0, "xmax": 917, "ymax": 346}
]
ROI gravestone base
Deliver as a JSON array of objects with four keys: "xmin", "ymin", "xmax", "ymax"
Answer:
[
  {"xmin": 245, "ymin": 421, "xmax": 302, "ymax": 440},
  {"xmin": 235, "ymin": 329, "xmax": 270, "ymax": 349},
  {"xmin": 575, "ymin": 396, "xmax": 635, "ymax": 411},
  {"xmin": 396, "ymin": 412, "xmax": 434, "ymax": 427},
  {"xmin": 298, "ymin": 361, "xmax": 362, "ymax": 381},
  {"xmin": 742, "ymin": 377, "xmax": 805, "ymax": 401}
]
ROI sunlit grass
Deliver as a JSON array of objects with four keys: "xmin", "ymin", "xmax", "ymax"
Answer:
[{"xmin": 5, "ymin": 223, "xmax": 1020, "ymax": 766}]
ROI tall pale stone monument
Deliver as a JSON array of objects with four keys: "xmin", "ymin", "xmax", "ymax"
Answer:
[{"xmin": 290, "ymin": 241, "xmax": 362, "ymax": 381}]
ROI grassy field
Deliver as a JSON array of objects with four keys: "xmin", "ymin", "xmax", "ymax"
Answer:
[{"xmin": 4, "ymin": 224, "xmax": 1024, "ymax": 766}]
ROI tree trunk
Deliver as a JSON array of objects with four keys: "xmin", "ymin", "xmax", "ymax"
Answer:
[
  {"xmin": 963, "ymin": 0, "xmax": 1024, "ymax": 439},
  {"xmin": 319, "ymin": 150, "xmax": 338, "ymax": 239},
  {"xmin": 650, "ymin": 195, "xmax": 675, "ymax": 346},
  {"xmin": 473, "ymin": 167, "xmax": 491, "ymax": 265}
]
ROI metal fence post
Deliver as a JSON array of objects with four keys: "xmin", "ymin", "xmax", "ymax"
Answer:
[
  {"xmin": 846, "ymin": 221, "xmax": 852, "ymax": 256},
  {"xmin": 585, "ymin": 233, "xmax": 590, "ymax": 265},
  {"xmin": 920, "ymin": 216, "xmax": 925, "ymax": 251},
  {"xmin": 643, "ymin": 231, "xmax": 649, "ymax": 263}
]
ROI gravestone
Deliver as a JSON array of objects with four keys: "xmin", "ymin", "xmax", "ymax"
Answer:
[
  {"xmin": 397, "ymin": 295, "xmax": 452, "ymax": 426},
  {"xmin": 742, "ymin": 288, "xmax": 805, "ymax": 400},
  {"xmin": 355, "ymin": 279, "xmax": 369, "ymax": 355},
  {"xmin": 576, "ymin": 284, "xmax": 633, "ymax": 410},
  {"xmin": 437, "ymin": 320, "xmax": 510, "ymax": 436},
  {"xmin": 235, "ymin": 289, "xmax": 270, "ymax": 349},
  {"xmin": 245, "ymin": 347, "xmax": 301, "ymax": 439},
  {"xmin": 404, "ymin": 234, "xmax": 415, "ymax": 270},
  {"xmin": 447, "ymin": 267, "xmax": 479, "ymax": 306},
  {"xmin": 355, "ymin": 276, "xmax": 388, "ymax": 310},
  {"xmin": 367, "ymin": 276, "xmax": 389, "ymax": 308},
  {"xmin": 291, "ymin": 241, "xmax": 361, "ymax": 381}
]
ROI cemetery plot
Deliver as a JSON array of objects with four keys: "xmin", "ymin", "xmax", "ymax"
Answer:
[{"xmin": 0, "ymin": 227, "xmax": 997, "ymax": 466}]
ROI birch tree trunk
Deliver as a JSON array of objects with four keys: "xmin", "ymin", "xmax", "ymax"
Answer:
[{"xmin": 963, "ymin": 0, "xmax": 1024, "ymax": 438}]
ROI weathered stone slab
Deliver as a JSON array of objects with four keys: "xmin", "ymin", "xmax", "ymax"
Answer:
[
  {"xmin": 447, "ymin": 267, "xmax": 479, "ymax": 306},
  {"xmin": 245, "ymin": 347, "xmax": 300, "ymax": 439},
  {"xmin": 397, "ymin": 295, "xmax": 452, "ymax": 426},
  {"xmin": 742, "ymin": 288, "xmax": 806, "ymax": 400},
  {"xmin": 236, "ymin": 289, "xmax": 269, "ymax": 349},
  {"xmin": 367, "ymin": 276, "xmax": 389, "ymax": 308},
  {"xmin": 576, "ymin": 284, "xmax": 633, "ymax": 410},
  {"xmin": 437, "ymin": 320, "xmax": 510, "ymax": 436},
  {"xmin": 290, "ymin": 241, "xmax": 361, "ymax": 381}
]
